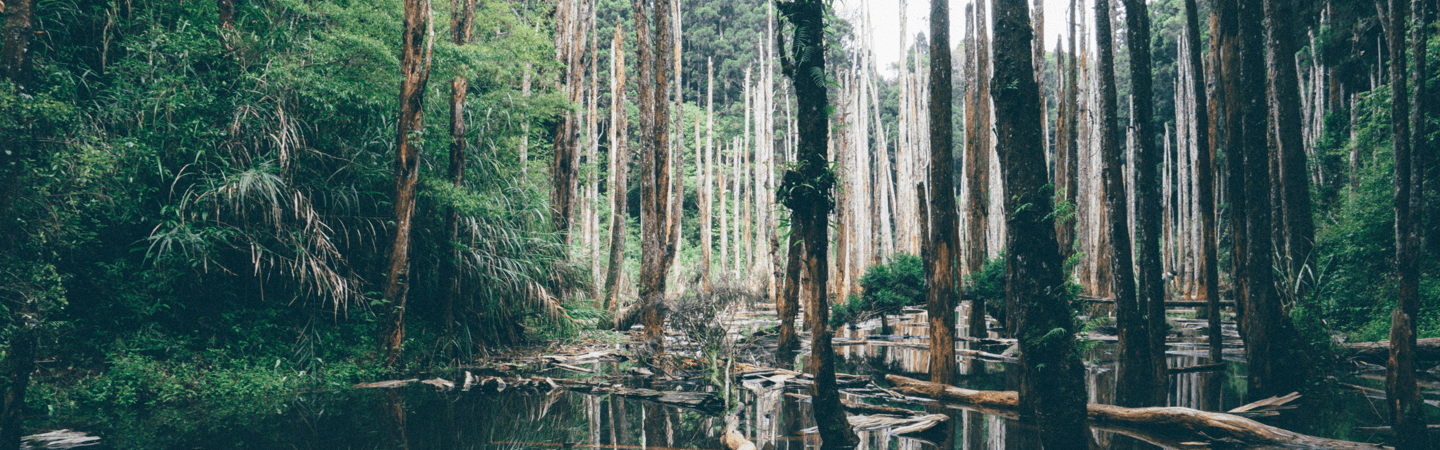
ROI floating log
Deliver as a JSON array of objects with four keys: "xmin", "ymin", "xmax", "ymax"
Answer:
[
  {"xmin": 23, "ymin": 429, "xmax": 101, "ymax": 449},
  {"xmin": 884, "ymin": 375, "xmax": 1382, "ymax": 449},
  {"xmin": 1351, "ymin": 424, "xmax": 1440, "ymax": 435},
  {"xmin": 1077, "ymin": 295, "xmax": 1235, "ymax": 307},
  {"xmin": 1167, "ymin": 362, "xmax": 1228, "ymax": 374},
  {"xmin": 1226, "ymin": 391, "xmax": 1300, "ymax": 418},
  {"xmin": 352, "ymin": 379, "xmax": 419, "ymax": 389},
  {"xmin": 1344, "ymin": 337, "xmax": 1440, "ymax": 362},
  {"xmin": 421, "ymin": 377, "xmax": 455, "ymax": 390}
]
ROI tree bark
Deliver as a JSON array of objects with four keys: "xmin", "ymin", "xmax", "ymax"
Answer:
[
  {"xmin": 381, "ymin": 0, "xmax": 434, "ymax": 367},
  {"xmin": 1097, "ymin": 0, "xmax": 1151, "ymax": 408},
  {"xmin": 777, "ymin": 231, "xmax": 802, "ymax": 368},
  {"xmin": 603, "ymin": 24, "xmax": 629, "ymax": 316},
  {"xmin": 1184, "ymin": 0, "xmax": 1223, "ymax": 412},
  {"xmin": 441, "ymin": 0, "xmax": 475, "ymax": 358},
  {"xmin": 634, "ymin": 0, "xmax": 676, "ymax": 358},
  {"xmin": 924, "ymin": 0, "xmax": 959, "ymax": 387},
  {"xmin": 1123, "ymin": 0, "xmax": 1168, "ymax": 406},
  {"xmin": 777, "ymin": 0, "xmax": 858, "ymax": 446},
  {"xmin": 1266, "ymin": 0, "xmax": 1315, "ymax": 297},
  {"xmin": 1239, "ymin": 0, "xmax": 1304, "ymax": 402},
  {"xmin": 552, "ymin": 0, "xmax": 587, "ymax": 246},
  {"xmin": 964, "ymin": 2, "xmax": 991, "ymax": 278},
  {"xmin": 991, "ymin": 0, "xmax": 1089, "ymax": 447},
  {"xmin": 1387, "ymin": 0, "xmax": 1428, "ymax": 446}
]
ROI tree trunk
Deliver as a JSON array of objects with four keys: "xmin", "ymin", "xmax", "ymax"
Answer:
[
  {"xmin": 777, "ymin": 231, "xmax": 802, "ymax": 368},
  {"xmin": 1266, "ymin": 0, "xmax": 1315, "ymax": 299},
  {"xmin": 633, "ymin": 0, "xmax": 676, "ymax": 358},
  {"xmin": 1215, "ymin": 0, "xmax": 1248, "ymax": 334},
  {"xmin": 992, "ymin": 0, "xmax": 1089, "ymax": 447},
  {"xmin": 1184, "ymin": 0, "xmax": 1223, "ymax": 412},
  {"xmin": 1123, "ymin": 0, "xmax": 1168, "ymax": 406},
  {"xmin": 1239, "ymin": 0, "xmax": 1304, "ymax": 402},
  {"xmin": 441, "ymin": 0, "xmax": 475, "ymax": 358},
  {"xmin": 777, "ymin": 1, "xmax": 858, "ymax": 446},
  {"xmin": 381, "ymin": 0, "xmax": 434, "ymax": 367},
  {"xmin": 1096, "ymin": 0, "xmax": 1151, "ymax": 408},
  {"xmin": 964, "ymin": 2, "xmax": 990, "ymax": 278},
  {"xmin": 703, "ymin": 57, "xmax": 714, "ymax": 291},
  {"xmin": 551, "ymin": 0, "xmax": 586, "ymax": 246},
  {"xmin": 1387, "ymin": 0, "xmax": 1428, "ymax": 446},
  {"xmin": 603, "ymin": 24, "xmax": 629, "ymax": 316},
  {"xmin": 0, "ymin": 3, "xmax": 36, "ymax": 443},
  {"xmin": 925, "ymin": 0, "xmax": 959, "ymax": 387},
  {"xmin": 0, "ymin": 327, "xmax": 34, "ymax": 448}
]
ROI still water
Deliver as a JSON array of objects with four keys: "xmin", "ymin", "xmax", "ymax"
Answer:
[{"xmin": 30, "ymin": 308, "xmax": 1417, "ymax": 449}]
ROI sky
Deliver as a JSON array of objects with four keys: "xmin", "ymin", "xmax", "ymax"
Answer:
[{"xmin": 837, "ymin": 0, "xmax": 1096, "ymax": 78}]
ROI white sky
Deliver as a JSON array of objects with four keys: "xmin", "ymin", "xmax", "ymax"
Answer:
[{"xmin": 837, "ymin": 0, "xmax": 1097, "ymax": 79}]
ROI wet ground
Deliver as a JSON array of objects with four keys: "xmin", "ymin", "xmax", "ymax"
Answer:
[{"xmin": 27, "ymin": 305, "xmax": 1433, "ymax": 449}]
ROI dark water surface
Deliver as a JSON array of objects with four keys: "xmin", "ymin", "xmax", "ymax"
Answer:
[{"xmin": 30, "ymin": 308, "xmax": 1424, "ymax": 449}]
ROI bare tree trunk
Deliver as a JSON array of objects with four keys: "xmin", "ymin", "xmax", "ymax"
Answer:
[
  {"xmin": 1097, "ymin": 0, "xmax": 1151, "ymax": 408},
  {"xmin": 777, "ymin": 1, "xmax": 858, "ymax": 446},
  {"xmin": 703, "ymin": 58, "xmax": 714, "ymax": 291},
  {"xmin": 992, "ymin": 0, "xmax": 1089, "ymax": 445},
  {"xmin": 1266, "ymin": 0, "xmax": 1315, "ymax": 298},
  {"xmin": 441, "ymin": 0, "xmax": 475, "ymax": 358},
  {"xmin": 964, "ymin": 2, "xmax": 990, "ymax": 278},
  {"xmin": 1123, "ymin": 0, "xmax": 1168, "ymax": 406},
  {"xmin": 1239, "ymin": 0, "xmax": 1303, "ymax": 402},
  {"xmin": 1216, "ymin": 0, "xmax": 1248, "ymax": 330},
  {"xmin": 1183, "ymin": 0, "xmax": 1223, "ymax": 412},
  {"xmin": 926, "ymin": 0, "xmax": 959, "ymax": 387},
  {"xmin": 1387, "ymin": 0, "xmax": 1428, "ymax": 446},
  {"xmin": 777, "ymin": 232, "xmax": 801, "ymax": 368},
  {"xmin": 634, "ymin": 0, "xmax": 676, "ymax": 358},
  {"xmin": 552, "ymin": 0, "xmax": 587, "ymax": 246},
  {"xmin": 381, "ymin": 0, "xmax": 434, "ymax": 367},
  {"xmin": 604, "ymin": 24, "xmax": 629, "ymax": 316},
  {"xmin": 521, "ymin": 65, "xmax": 532, "ymax": 177}
]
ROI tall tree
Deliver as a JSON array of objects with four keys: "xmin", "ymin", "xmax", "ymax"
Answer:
[
  {"xmin": 703, "ymin": 58, "xmax": 714, "ymax": 290},
  {"xmin": 380, "ymin": 0, "xmax": 435, "ymax": 367},
  {"xmin": 440, "ymin": 0, "xmax": 476, "ymax": 358},
  {"xmin": 776, "ymin": 0, "xmax": 857, "ymax": 446},
  {"xmin": 993, "ymin": 0, "xmax": 1089, "ymax": 446},
  {"xmin": 925, "ymin": 0, "xmax": 959, "ymax": 386},
  {"xmin": 1238, "ymin": 0, "xmax": 1303, "ymax": 401},
  {"xmin": 1183, "ymin": 0, "xmax": 1222, "ymax": 411},
  {"xmin": 1054, "ymin": 0, "xmax": 1079, "ymax": 266},
  {"xmin": 0, "ymin": 0, "xmax": 37, "ymax": 443},
  {"xmin": 634, "ymin": 0, "xmax": 677, "ymax": 357},
  {"xmin": 551, "ymin": 0, "xmax": 587, "ymax": 245},
  {"xmin": 1386, "ymin": 0, "xmax": 1428, "ymax": 446},
  {"xmin": 1266, "ymin": 0, "xmax": 1315, "ymax": 294},
  {"xmin": 603, "ymin": 24, "xmax": 629, "ymax": 316},
  {"xmin": 1097, "ymin": 0, "xmax": 1151, "ymax": 407},
  {"xmin": 1123, "ymin": 0, "xmax": 1167, "ymax": 404},
  {"xmin": 964, "ymin": 1, "xmax": 991, "ymax": 278}
]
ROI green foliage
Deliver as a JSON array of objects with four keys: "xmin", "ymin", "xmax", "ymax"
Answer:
[
  {"xmin": 830, "ymin": 253, "xmax": 923, "ymax": 327},
  {"xmin": 963, "ymin": 254, "xmax": 1007, "ymax": 324}
]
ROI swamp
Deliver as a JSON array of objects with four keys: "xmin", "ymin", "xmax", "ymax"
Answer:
[{"xmin": 1, "ymin": 0, "xmax": 1439, "ymax": 448}]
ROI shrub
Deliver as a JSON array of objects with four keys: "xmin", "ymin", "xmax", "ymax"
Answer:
[{"xmin": 831, "ymin": 253, "xmax": 924, "ymax": 327}]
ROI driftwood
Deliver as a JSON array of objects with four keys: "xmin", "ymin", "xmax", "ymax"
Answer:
[
  {"xmin": 352, "ymin": 379, "xmax": 419, "ymax": 389},
  {"xmin": 421, "ymin": 377, "xmax": 456, "ymax": 390},
  {"xmin": 1352, "ymin": 424, "xmax": 1440, "ymax": 435},
  {"xmin": 1225, "ymin": 391, "xmax": 1300, "ymax": 418},
  {"xmin": 884, "ymin": 375, "xmax": 1383, "ymax": 449},
  {"xmin": 1167, "ymin": 362, "xmax": 1228, "ymax": 374},
  {"xmin": 1344, "ymin": 337, "xmax": 1440, "ymax": 362},
  {"xmin": 723, "ymin": 416, "xmax": 757, "ymax": 450},
  {"xmin": 22, "ymin": 430, "xmax": 101, "ymax": 449}
]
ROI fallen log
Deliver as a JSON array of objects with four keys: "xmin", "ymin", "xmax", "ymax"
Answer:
[
  {"xmin": 23, "ymin": 429, "xmax": 101, "ymax": 449},
  {"xmin": 1351, "ymin": 424, "xmax": 1440, "ymax": 435},
  {"xmin": 1167, "ymin": 362, "xmax": 1228, "ymax": 374},
  {"xmin": 1344, "ymin": 337, "xmax": 1440, "ymax": 362},
  {"xmin": 1225, "ymin": 392, "xmax": 1300, "ymax": 418},
  {"xmin": 884, "ymin": 375, "xmax": 1382, "ymax": 449},
  {"xmin": 352, "ymin": 379, "xmax": 419, "ymax": 389}
]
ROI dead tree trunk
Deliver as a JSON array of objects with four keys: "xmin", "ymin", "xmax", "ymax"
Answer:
[
  {"xmin": 1266, "ymin": 0, "xmax": 1315, "ymax": 299},
  {"xmin": 1387, "ymin": 0, "xmax": 1428, "ymax": 446},
  {"xmin": 381, "ymin": 0, "xmax": 434, "ymax": 367},
  {"xmin": 964, "ymin": 2, "xmax": 991, "ymax": 278},
  {"xmin": 1096, "ymin": 0, "xmax": 1151, "ymax": 408},
  {"xmin": 777, "ymin": 231, "xmax": 802, "ymax": 368},
  {"xmin": 1184, "ymin": 0, "xmax": 1223, "ymax": 412},
  {"xmin": 634, "ymin": 0, "xmax": 676, "ymax": 358},
  {"xmin": 992, "ymin": 0, "xmax": 1089, "ymax": 446},
  {"xmin": 603, "ymin": 24, "xmax": 629, "ymax": 316},
  {"xmin": 924, "ymin": 0, "xmax": 959, "ymax": 387},
  {"xmin": 776, "ymin": 0, "xmax": 858, "ymax": 446},
  {"xmin": 1123, "ymin": 0, "xmax": 1168, "ymax": 405},
  {"xmin": 441, "ymin": 0, "xmax": 475, "ymax": 357},
  {"xmin": 551, "ymin": 0, "xmax": 587, "ymax": 246}
]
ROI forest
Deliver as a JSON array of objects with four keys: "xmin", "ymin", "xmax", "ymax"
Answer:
[{"xmin": 0, "ymin": 0, "xmax": 1438, "ymax": 447}]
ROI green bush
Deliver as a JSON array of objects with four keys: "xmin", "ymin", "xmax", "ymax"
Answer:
[
  {"xmin": 963, "ymin": 254, "xmax": 1007, "ymax": 325},
  {"xmin": 831, "ymin": 253, "xmax": 924, "ymax": 327}
]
